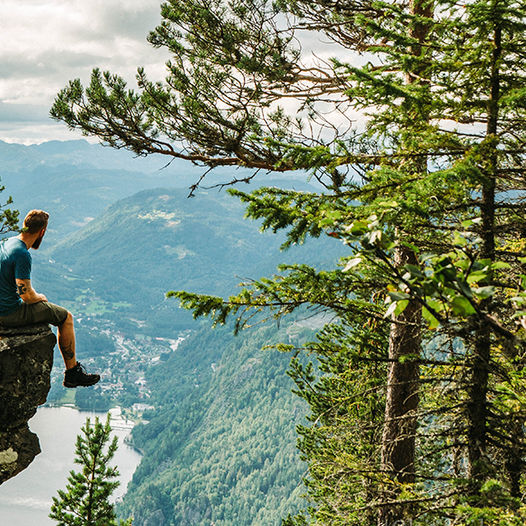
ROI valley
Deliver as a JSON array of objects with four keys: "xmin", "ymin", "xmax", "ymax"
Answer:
[{"xmin": 0, "ymin": 139, "xmax": 344, "ymax": 525}]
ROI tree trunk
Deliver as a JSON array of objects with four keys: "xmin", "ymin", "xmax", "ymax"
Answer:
[
  {"xmin": 379, "ymin": 246, "xmax": 422, "ymax": 525},
  {"xmin": 466, "ymin": 20, "xmax": 501, "ymax": 496},
  {"xmin": 378, "ymin": 2, "xmax": 432, "ymax": 524}
]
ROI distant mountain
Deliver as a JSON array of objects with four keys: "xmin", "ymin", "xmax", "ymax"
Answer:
[
  {"xmin": 0, "ymin": 139, "xmax": 336, "ymax": 525},
  {"xmin": 0, "ymin": 139, "xmax": 340, "ymax": 335},
  {"xmin": 0, "ymin": 139, "xmax": 313, "ymax": 247},
  {"xmin": 0, "ymin": 140, "xmax": 201, "ymax": 245},
  {"xmin": 45, "ymin": 186, "xmax": 344, "ymax": 335},
  {"xmin": 0, "ymin": 139, "xmax": 176, "ymax": 173}
]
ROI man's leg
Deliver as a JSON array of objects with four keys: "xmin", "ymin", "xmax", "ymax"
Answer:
[
  {"xmin": 57, "ymin": 312, "xmax": 77, "ymax": 370},
  {"xmin": 27, "ymin": 302, "xmax": 100, "ymax": 387},
  {"xmin": 0, "ymin": 301, "xmax": 100, "ymax": 387},
  {"xmin": 57, "ymin": 309, "xmax": 100, "ymax": 388}
]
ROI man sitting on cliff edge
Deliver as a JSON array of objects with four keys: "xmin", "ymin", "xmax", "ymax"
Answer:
[{"xmin": 0, "ymin": 210, "xmax": 100, "ymax": 388}]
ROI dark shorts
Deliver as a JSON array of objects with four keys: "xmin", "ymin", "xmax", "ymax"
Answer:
[{"xmin": 0, "ymin": 301, "xmax": 69, "ymax": 327}]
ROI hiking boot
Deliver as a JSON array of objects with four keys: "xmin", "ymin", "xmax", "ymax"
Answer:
[{"xmin": 63, "ymin": 362, "xmax": 100, "ymax": 388}]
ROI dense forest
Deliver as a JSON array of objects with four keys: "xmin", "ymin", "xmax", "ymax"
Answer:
[{"xmin": 119, "ymin": 322, "xmax": 313, "ymax": 525}]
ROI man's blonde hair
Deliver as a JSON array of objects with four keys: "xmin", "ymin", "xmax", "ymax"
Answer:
[{"xmin": 23, "ymin": 210, "xmax": 49, "ymax": 234}]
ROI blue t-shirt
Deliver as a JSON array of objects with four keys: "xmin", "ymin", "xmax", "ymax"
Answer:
[{"xmin": 0, "ymin": 237, "xmax": 32, "ymax": 315}]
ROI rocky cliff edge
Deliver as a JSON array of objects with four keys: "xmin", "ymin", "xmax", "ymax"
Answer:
[{"xmin": 0, "ymin": 323, "xmax": 56, "ymax": 484}]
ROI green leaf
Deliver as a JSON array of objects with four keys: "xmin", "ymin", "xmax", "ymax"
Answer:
[
  {"xmin": 388, "ymin": 291, "xmax": 410, "ymax": 301},
  {"xmin": 452, "ymin": 232, "xmax": 467, "ymax": 247},
  {"xmin": 345, "ymin": 220, "xmax": 368, "ymax": 235},
  {"xmin": 466, "ymin": 270, "xmax": 488, "ymax": 284},
  {"xmin": 510, "ymin": 295, "xmax": 526, "ymax": 305},
  {"xmin": 383, "ymin": 298, "xmax": 410, "ymax": 318},
  {"xmin": 472, "ymin": 286, "xmax": 495, "ymax": 299},
  {"xmin": 404, "ymin": 264, "xmax": 424, "ymax": 278},
  {"xmin": 451, "ymin": 296, "xmax": 477, "ymax": 316},
  {"xmin": 395, "ymin": 299, "xmax": 410, "ymax": 315},
  {"xmin": 422, "ymin": 306, "xmax": 440, "ymax": 329},
  {"xmin": 491, "ymin": 261, "xmax": 511, "ymax": 270},
  {"xmin": 457, "ymin": 280, "xmax": 473, "ymax": 298}
]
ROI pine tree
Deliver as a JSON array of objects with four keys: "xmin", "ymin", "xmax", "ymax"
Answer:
[
  {"xmin": 50, "ymin": 0, "xmax": 526, "ymax": 524},
  {"xmin": 49, "ymin": 416, "xmax": 132, "ymax": 526},
  {"xmin": 0, "ymin": 191, "xmax": 20, "ymax": 237},
  {"xmin": 50, "ymin": 8, "xmax": 437, "ymax": 521}
]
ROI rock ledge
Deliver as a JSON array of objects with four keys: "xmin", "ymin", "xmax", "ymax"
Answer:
[{"xmin": 0, "ymin": 323, "xmax": 56, "ymax": 484}]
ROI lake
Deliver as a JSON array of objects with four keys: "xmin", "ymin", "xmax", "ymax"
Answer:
[{"xmin": 0, "ymin": 406, "xmax": 142, "ymax": 526}]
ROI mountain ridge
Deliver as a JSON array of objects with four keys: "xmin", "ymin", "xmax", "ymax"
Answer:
[{"xmin": 44, "ymin": 185, "xmax": 343, "ymax": 335}]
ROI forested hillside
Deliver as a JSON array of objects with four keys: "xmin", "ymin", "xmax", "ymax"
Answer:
[
  {"xmin": 0, "ymin": 140, "xmax": 344, "ymax": 525},
  {"xmin": 119, "ymin": 321, "xmax": 312, "ymax": 525},
  {"xmin": 0, "ymin": 139, "xmax": 185, "ymax": 245},
  {"xmin": 39, "ymin": 184, "xmax": 339, "ymax": 524},
  {"xmin": 46, "ymin": 185, "xmax": 342, "ymax": 334}
]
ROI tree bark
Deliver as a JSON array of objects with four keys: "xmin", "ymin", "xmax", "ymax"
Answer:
[
  {"xmin": 466, "ymin": 20, "xmax": 501, "ymax": 496},
  {"xmin": 379, "ymin": 246, "xmax": 422, "ymax": 526},
  {"xmin": 378, "ymin": 2, "xmax": 432, "ymax": 524}
]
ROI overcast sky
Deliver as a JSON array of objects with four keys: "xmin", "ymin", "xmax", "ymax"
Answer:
[
  {"xmin": 0, "ymin": 1, "xmax": 353, "ymax": 146},
  {"xmin": 0, "ymin": 0, "xmax": 168, "ymax": 144}
]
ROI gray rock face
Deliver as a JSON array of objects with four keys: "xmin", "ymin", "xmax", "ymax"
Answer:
[{"xmin": 0, "ymin": 323, "xmax": 56, "ymax": 484}]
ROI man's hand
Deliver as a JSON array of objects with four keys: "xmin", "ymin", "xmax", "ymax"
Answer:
[{"xmin": 15, "ymin": 279, "xmax": 47, "ymax": 304}]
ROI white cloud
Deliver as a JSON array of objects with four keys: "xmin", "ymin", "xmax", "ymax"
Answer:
[
  {"xmin": 0, "ymin": 1, "xmax": 366, "ymax": 144},
  {"xmin": 0, "ymin": 0, "xmax": 168, "ymax": 143}
]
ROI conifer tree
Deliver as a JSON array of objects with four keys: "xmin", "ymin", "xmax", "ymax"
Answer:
[
  {"xmin": 0, "ymin": 191, "xmax": 20, "ymax": 237},
  {"xmin": 51, "ymin": 7, "xmax": 436, "ymax": 519},
  {"xmin": 49, "ymin": 416, "xmax": 132, "ymax": 526},
  {"xmin": 50, "ymin": 0, "xmax": 526, "ymax": 524}
]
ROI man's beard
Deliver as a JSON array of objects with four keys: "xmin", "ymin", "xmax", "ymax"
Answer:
[{"xmin": 32, "ymin": 233, "xmax": 44, "ymax": 250}]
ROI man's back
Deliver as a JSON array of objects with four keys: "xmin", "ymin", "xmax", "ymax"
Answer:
[{"xmin": 0, "ymin": 237, "xmax": 31, "ymax": 315}]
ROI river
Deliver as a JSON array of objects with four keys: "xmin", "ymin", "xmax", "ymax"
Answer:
[{"xmin": 0, "ymin": 406, "xmax": 142, "ymax": 526}]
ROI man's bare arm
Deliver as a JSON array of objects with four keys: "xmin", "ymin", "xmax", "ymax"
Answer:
[{"xmin": 15, "ymin": 279, "xmax": 47, "ymax": 304}]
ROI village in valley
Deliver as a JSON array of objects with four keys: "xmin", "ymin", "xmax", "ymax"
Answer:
[{"xmin": 46, "ymin": 314, "xmax": 190, "ymax": 418}]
